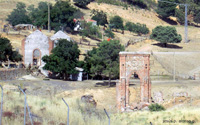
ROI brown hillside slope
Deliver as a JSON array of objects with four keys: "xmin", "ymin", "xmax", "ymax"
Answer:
[
  {"xmin": 0, "ymin": 0, "xmax": 55, "ymax": 20},
  {"xmin": 88, "ymin": 2, "xmax": 169, "ymax": 30}
]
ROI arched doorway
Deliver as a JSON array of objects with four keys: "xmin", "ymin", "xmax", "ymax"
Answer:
[
  {"xmin": 117, "ymin": 52, "xmax": 151, "ymax": 111},
  {"xmin": 33, "ymin": 49, "xmax": 41, "ymax": 66}
]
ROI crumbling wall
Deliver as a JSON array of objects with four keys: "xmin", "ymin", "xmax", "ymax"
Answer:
[
  {"xmin": 117, "ymin": 52, "xmax": 151, "ymax": 111},
  {"xmin": 24, "ymin": 30, "xmax": 50, "ymax": 66},
  {"xmin": 0, "ymin": 68, "xmax": 26, "ymax": 80}
]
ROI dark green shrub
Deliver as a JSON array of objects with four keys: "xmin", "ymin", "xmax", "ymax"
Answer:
[
  {"xmin": 105, "ymin": 28, "xmax": 115, "ymax": 38},
  {"xmin": 194, "ymin": 12, "xmax": 200, "ymax": 25},
  {"xmin": 125, "ymin": 22, "xmax": 134, "ymax": 32},
  {"xmin": 150, "ymin": 26, "xmax": 182, "ymax": 47},
  {"xmin": 175, "ymin": 9, "xmax": 185, "ymax": 25},
  {"xmin": 91, "ymin": 9, "xmax": 108, "ymax": 26},
  {"xmin": 148, "ymin": 103, "xmax": 165, "ymax": 112},
  {"xmin": 134, "ymin": 23, "xmax": 149, "ymax": 35},
  {"xmin": 74, "ymin": 0, "xmax": 93, "ymax": 8},
  {"xmin": 125, "ymin": 22, "xmax": 149, "ymax": 35},
  {"xmin": 127, "ymin": 0, "xmax": 148, "ymax": 9},
  {"xmin": 110, "ymin": 16, "xmax": 124, "ymax": 31},
  {"xmin": 80, "ymin": 22, "xmax": 102, "ymax": 39}
]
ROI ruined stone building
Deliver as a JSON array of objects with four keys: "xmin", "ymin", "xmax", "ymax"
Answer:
[
  {"xmin": 21, "ymin": 30, "xmax": 84, "ymax": 80},
  {"xmin": 50, "ymin": 30, "xmax": 71, "ymax": 47},
  {"xmin": 117, "ymin": 52, "xmax": 151, "ymax": 111},
  {"xmin": 22, "ymin": 30, "xmax": 71, "ymax": 67},
  {"xmin": 21, "ymin": 30, "xmax": 52, "ymax": 67}
]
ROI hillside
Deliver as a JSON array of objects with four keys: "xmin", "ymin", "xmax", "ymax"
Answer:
[
  {"xmin": 0, "ymin": 0, "xmax": 55, "ymax": 20},
  {"xmin": 1, "ymin": 0, "xmax": 200, "ymax": 78}
]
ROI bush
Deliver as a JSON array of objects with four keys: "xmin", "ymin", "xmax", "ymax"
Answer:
[
  {"xmin": 150, "ymin": 26, "xmax": 182, "ymax": 47},
  {"xmin": 74, "ymin": 0, "xmax": 93, "ymax": 8},
  {"xmin": 134, "ymin": 23, "xmax": 149, "ymax": 35},
  {"xmin": 125, "ymin": 22, "xmax": 134, "ymax": 32},
  {"xmin": 194, "ymin": 12, "xmax": 200, "ymax": 25},
  {"xmin": 175, "ymin": 9, "xmax": 185, "ymax": 25},
  {"xmin": 91, "ymin": 9, "xmax": 108, "ymax": 26},
  {"xmin": 110, "ymin": 16, "xmax": 124, "ymax": 31},
  {"xmin": 127, "ymin": 0, "xmax": 148, "ymax": 9},
  {"xmin": 125, "ymin": 22, "xmax": 149, "ymax": 35},
  {"xmin": 105, "ymin": 28, "xmax": 115, "ymax": 38},
  {"xmin": 80, "ymin": 22, "xmax": 102, "ymax": 39},
  {"xmin": 148, "ymin": 103, "xmax": 165, "ymax": 112}
]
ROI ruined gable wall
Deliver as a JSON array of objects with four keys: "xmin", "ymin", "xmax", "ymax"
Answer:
[{"xmin": 24, "ymin": 32, "xmax": 49, "ymax": 66}]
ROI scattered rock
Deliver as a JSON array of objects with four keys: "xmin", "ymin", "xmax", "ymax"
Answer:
[
  {"xmin": 81, "ymin": 95, "xmax": 97, "ymax": 107},
  {"xmin": 153, "ymin": 91, "xmax": 164, "ymax": 104},
  {"xmin": 173, "ymin": 92, "xmax": 188, "ymax": 97}
]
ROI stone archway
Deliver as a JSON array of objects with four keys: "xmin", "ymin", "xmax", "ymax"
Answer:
[
  {"xmin": 33, "ymin": 49, "xmax": 41, "ymax": 66},
  {"xmin": 116, "ymin": 52, "xmax": 151, "ymax": 111}
]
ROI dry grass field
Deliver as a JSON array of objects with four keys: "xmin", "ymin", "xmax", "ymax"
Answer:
[{"xmin": 1, "ymin": 79, "xmax": 200, "ymax": 125}]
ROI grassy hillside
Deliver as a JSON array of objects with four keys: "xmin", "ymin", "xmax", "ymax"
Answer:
[
  {"xmin": 0, "ymin": 0, "xmax": 56, "ymax": 20},
  {"xmin": 1, "ymin": 0, "xmax": 200, "ymax": 77}
]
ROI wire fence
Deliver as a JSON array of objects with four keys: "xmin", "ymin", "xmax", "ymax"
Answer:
[{"xmin": 0, "ymin": 87, "xmax": 111, "ymax": 125}]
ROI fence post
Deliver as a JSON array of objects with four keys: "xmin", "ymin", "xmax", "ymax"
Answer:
[
  {"xmin": 0, "ymin": 85, "xmax": 3, "ymax": 125},
  {"xmin": 18, "ymin": 86, "xmax": 33, "ymax": 125},
  {"xmin": 104, "ymin": 109, "xmax": 110, "ymax": 125},
  {"xmin": 62, "ymin": 98, "xmax": 69, "ymax": 125}
]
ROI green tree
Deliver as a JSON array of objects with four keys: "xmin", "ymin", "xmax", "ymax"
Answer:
[
  {"xmin": 91, "ymin": 9, "xmax": 108, "ymax": 26},
  {"xmin": 74, "ymin": 0, "xmax": 93, "ymax": 8},
  {"xmin": 194, "ymin": 12, "xmax": 200, "ymax": 25},
  {"xmin": 127, "ymin": 0, "xmax": 148, "ymax": 9},
  {"xmin": 80, "ymin": 22, "xmax": 102, "ymax": 39},
  {"xmin": 133, "ymin": 23, "xmax": 149, "ymax": 35},
  {"xmin": 0, "ymin": 37, "xmax": 22, "ymax": 62},
  {"xmin": 7, "ymin": 2, "xmax": 31, "ymax": 26},
  {"xmin": 175, "ymin": 9, "xmax": 185, "ymax": 25},
  {"xmin": 85, "ymin": 40, "xmax": 124, "ymax": 86},
  {"xmin": 28, "ymin": 2, "xmax": 51, "ymax": 29},
  {"xmin": 51, "ymin": 1, "xmax": 77, "ymax": 31},
  {"xmin": 105, "ymin": 28, "xmax": 115, "ymax": 38},
  {"xmin": 42, "ymin": 39, "xmax": 80, "ymax": 80},
  {"xmin": 125, "ymin": 22, "xmax": 134, "ymax": 32},
  {"xmin": 150, "ymin": 26, "xmax": 182, "ymax": 47},
  {"xmin": 110, "ymin": 16, "xmax": 124, "ymax": 31},
  {"xmin": 28, "ymin": 1, "xmax": 77, "ymax": 31},
  {"xmin": 156, "ymin": 0, "xmax": 177, "ymax": 19},
  {"xmin": 125, "ymin": 22, "xmax": 149, "ymax": 35}
]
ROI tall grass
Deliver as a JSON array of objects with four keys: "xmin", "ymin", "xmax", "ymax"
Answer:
[{"xmin": 1, "ymin": 88, "xmax": 200, "ymax": 124}]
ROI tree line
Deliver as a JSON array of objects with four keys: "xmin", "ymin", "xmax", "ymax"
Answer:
[{"xmin": 7, "ymin": 1, "xmax": 80, "ymax": 31}]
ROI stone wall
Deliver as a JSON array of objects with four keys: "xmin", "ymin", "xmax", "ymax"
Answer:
[
  {"xmin": 0, "ymin": 68, "xmax": 26, "ymax": 80},
  {"xmin": 23, "ymin": 30, "xmax": 50, "ymax": 66}
]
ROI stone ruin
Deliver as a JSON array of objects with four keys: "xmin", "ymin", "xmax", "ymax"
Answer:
[{"xmin": 116, "ymin": 52, "xmax": 151, "ymax": 112}]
